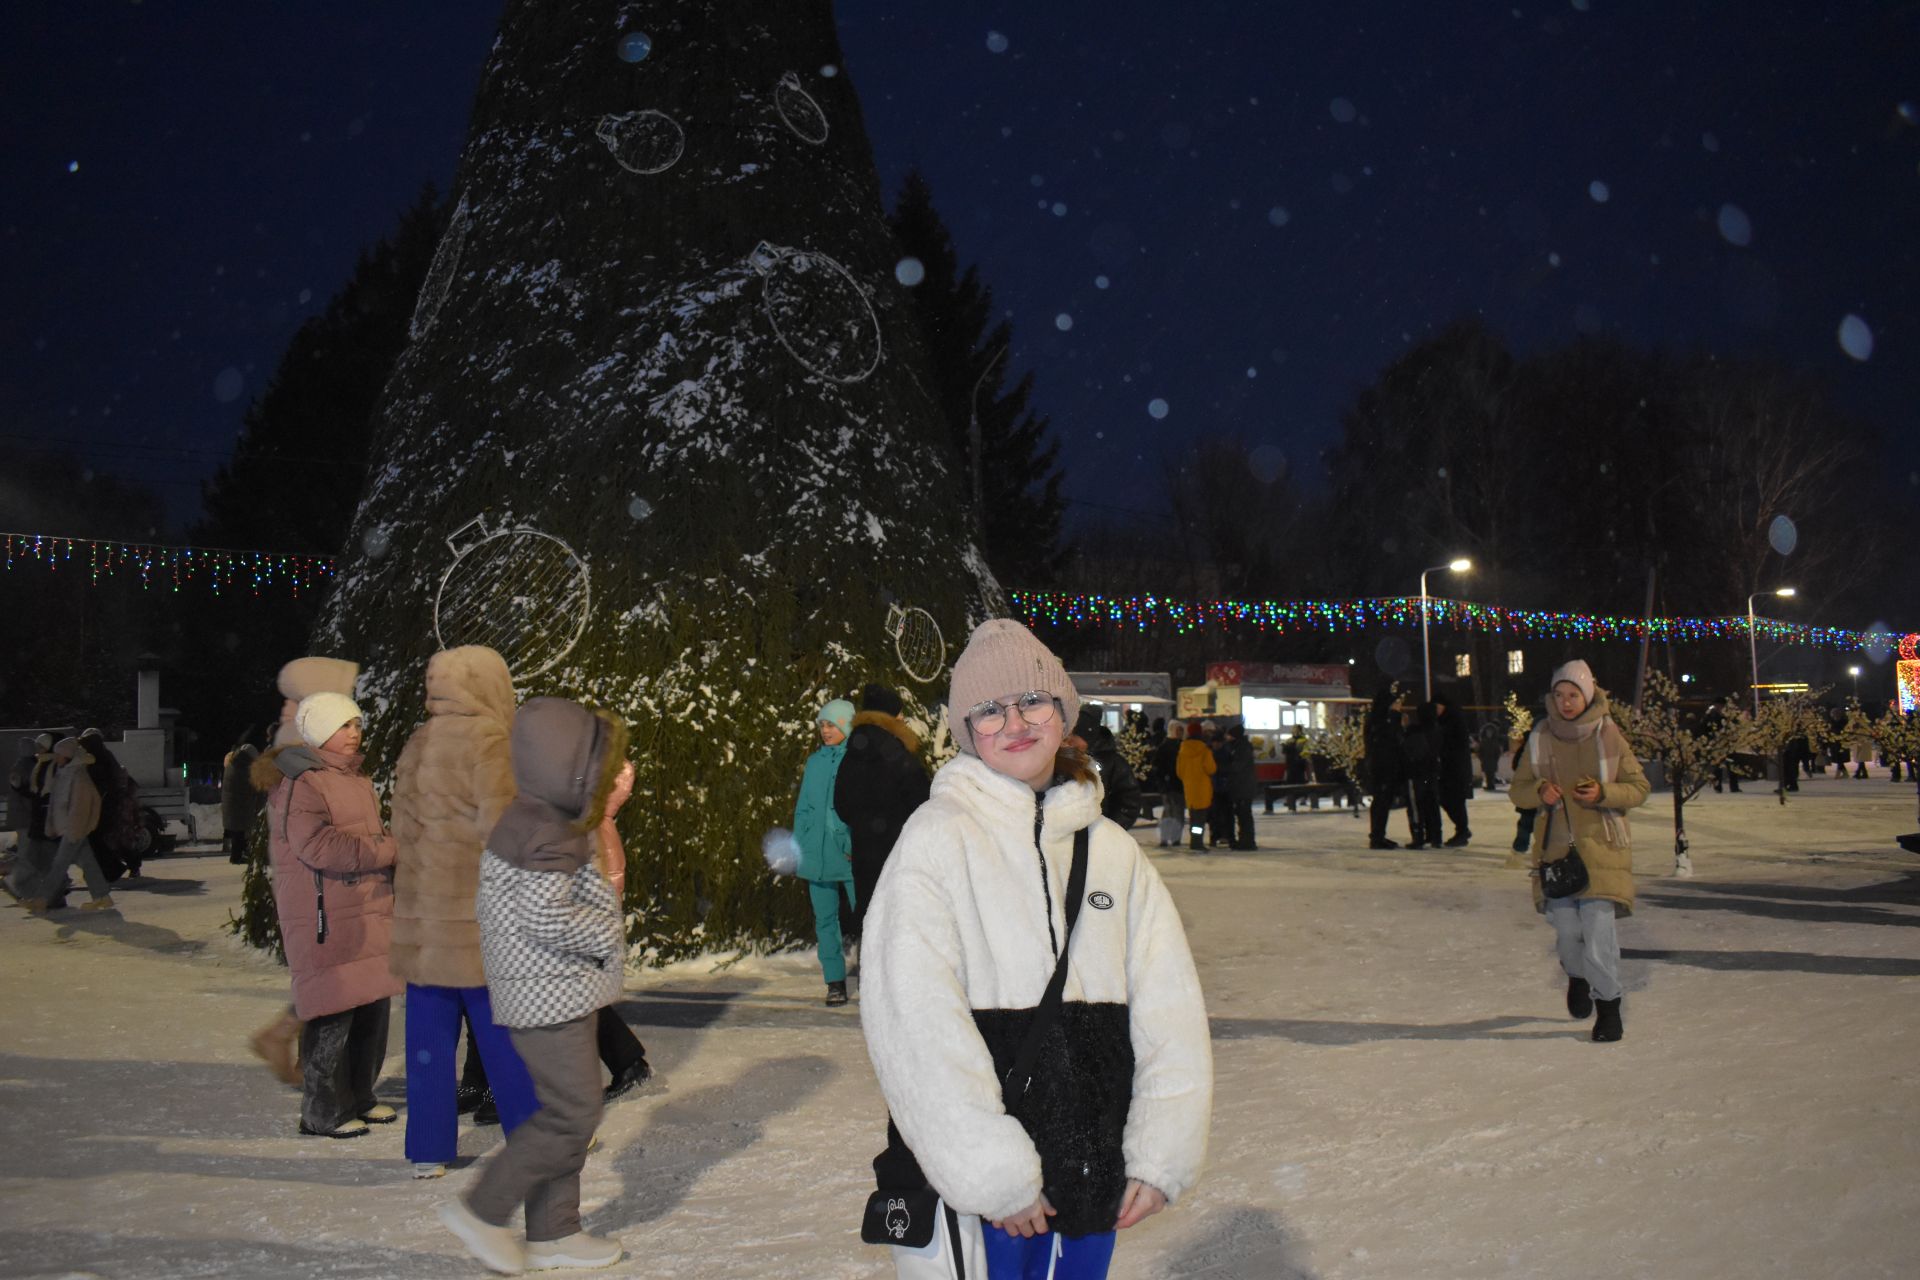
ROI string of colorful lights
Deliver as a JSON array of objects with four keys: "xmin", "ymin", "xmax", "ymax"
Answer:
[
  {"xmin": 2, "ymin": 531, "xmax": 335, "ymax": 596},
  {"xmin": 1011, "ymin": 590, "xmax": 1915, "ymax": 656}
]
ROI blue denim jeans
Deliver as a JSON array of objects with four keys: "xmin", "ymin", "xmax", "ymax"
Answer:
[{"xmin": 1545, "ymin": 896, "xmax": 1620, "ymax": 1001}]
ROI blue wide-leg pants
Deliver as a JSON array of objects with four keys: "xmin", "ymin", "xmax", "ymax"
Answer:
[
  {"xmin": 982, "ymin": 1228, "xmax": 1118, "ymax": 1280},
  {"xmin": 405, "ymin": 983, "xmax": 540, "ymax": 1164}
]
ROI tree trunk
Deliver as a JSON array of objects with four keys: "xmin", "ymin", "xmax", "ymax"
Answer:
[{"xmin": 312, "ymin": 0, "xmax": 997, "ymax": 961}]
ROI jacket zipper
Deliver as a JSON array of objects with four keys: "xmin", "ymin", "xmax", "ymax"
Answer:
[{"xmin": 1034, "ymin": 793, "xmax": 1059, "ymax": 958}]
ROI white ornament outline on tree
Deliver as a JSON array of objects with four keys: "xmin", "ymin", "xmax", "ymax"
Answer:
[
  {"xmin": 410, "ymin": 194, "xmax": 471, "ymax": 340},
  {"xmin": 773, "ymin": 71, "xmax": 829, "ymax": 145},
  {"xmin": 596, "ymin": 109, "xmax": 687, "ymax": 175},
  {"xmin": 433, "ymin": 514, "xmax": 592, "ymax": 679},
  {"xmin": 888, "ymin": 603, "xmax": 947, "ymax": 684},
  {"xmin": 748, "ymin": 241, "xmax": 884, "ymax": 384}
]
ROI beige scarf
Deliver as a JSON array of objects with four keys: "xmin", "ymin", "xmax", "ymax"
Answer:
[{"xmin": 1531, "ymin": 691, "xmax": 1630, "ymax": 848}]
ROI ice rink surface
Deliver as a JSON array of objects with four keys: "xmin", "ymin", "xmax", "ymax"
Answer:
[{"xmin": 3, "ymin": 777, "xmax": 1917, "ymax": 1279}]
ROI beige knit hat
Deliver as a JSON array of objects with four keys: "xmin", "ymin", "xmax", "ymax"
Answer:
[
  {"xmin": 946, "ymin": 619, "xmax": 1078, "ymax": 756},
  {"xmin": 1550, "ymin": 659, "xmax": 1597, "ymax": 705}
]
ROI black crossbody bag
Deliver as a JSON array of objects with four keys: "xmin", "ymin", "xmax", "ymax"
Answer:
[
  {"xmin": 860, "ymin": 828, "xmax": 1091, "ymax": 1266},
  {"xmin": 1538, "ymin": 798, "xmax": 1589, "ymax": 899}
]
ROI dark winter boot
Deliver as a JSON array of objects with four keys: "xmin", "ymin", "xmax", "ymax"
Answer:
[
  {"xmin": 1368, "ymin": 837, "xmax": 1399, "ymax": 850},
  {"xmin": 455, "ymin": 1083, "xmax": 487, "ymax": 1116},
  {"xmin": 605, "ymin": 1057, "xmax": 654, "ymax": 1102},
  {"xmin": 472, "ymin": 1093, "xmax": 500, "ymax": 1126},
  {"xmin": 1591, "ymin": 998, "xmax": 1623, "ymax": 1042},
  {"xmin": 825, "ymin": 980, "xmax": 849, "ymax": 1007},
  {"xmin": 1566, "ymin": 976, "xmax": 1593, "ymax": 1020},
  {"xmin": 1444, "ymin": 831, "xmax": 1471, "ymax": 848}
]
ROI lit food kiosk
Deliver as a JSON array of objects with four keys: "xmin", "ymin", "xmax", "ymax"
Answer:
[
  {"xmin": 1068, "ymin": 672, "xmax": 1175, "ymax": 731},
  {"xmin": 1179, "ymin": 662, "xmax": 1361, "ymax": 784}
]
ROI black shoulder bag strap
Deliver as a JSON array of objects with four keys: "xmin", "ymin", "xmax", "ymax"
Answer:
[{"xmin": 1001, "ymin": 825, "xmax": 1091, "ymax": 1113}]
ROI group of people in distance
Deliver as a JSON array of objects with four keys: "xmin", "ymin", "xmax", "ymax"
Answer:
[{"xmin": 5, "ymin": 727, "xmax": 146, "ymax": 913}]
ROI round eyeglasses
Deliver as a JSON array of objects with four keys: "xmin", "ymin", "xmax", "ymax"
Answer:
[{"xmin": 966, "ymin": 691, "xmax": 1061, "ymax": 738}]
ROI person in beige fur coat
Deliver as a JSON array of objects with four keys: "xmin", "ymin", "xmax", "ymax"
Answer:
[{"xmin": 389, "ymin": 646, "xmax": 540, "ymax": 1177}]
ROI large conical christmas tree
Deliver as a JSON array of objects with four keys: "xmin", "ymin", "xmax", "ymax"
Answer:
[{"xmin": 314, "ymin": 0, "xmax": 1000, "ymax": 961}]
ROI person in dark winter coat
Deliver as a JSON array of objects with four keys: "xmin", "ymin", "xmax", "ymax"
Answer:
[
  {"xmin": 78, "ymin": 729, "xmax": 140, "ymax": 882},
  {"xmin": 1150, "ymin": 720, "xmax": 1186, "ymax": 847},
  {"xmin": 861, "ymin": 620, "xmax": 1212, "ymax": 1279},
  {"xmin": 441, "ymin": 697, "xmax": 631, "ymax": 1275},
  {"xmin": 1073, "ymin": 710, "xmax": 1144, "ymax": 831},
  {"xmin": 1363, "ymin": 687, "xmax": 1411, "ymax": 849},
  {"xmin": 1401, "ymin": 703, "xmax": 1444, "ymax": 849},
  {"xmin": 1206, "ymin": 722, "xmax": 1233, "ymax": 847},
  {"xmin": 1476, "ymin": 720, "xmax": 1506, "ymax": 791},
  {"xmin": 223, "ymin": 731, "xmax": 265, "ymax": 863},
  {"xmin": 1429, "ymin": 692, "xmax": 1474, "ymax": 846},
  {"xmin": 5, "ymin": 734, "xmax": 60, "ymax": 904},
  {"xmin": 835, "ymin": 684, "xmax": 930, "ymax": 938},
  {"xmin": 1221, "ymin": 725, "xmax": 1259, "ymax": 850}
]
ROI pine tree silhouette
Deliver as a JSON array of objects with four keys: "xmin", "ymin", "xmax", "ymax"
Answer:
[{"xmin": 887, "ymin": 169, "xmax": 1067, "ymax": 585}]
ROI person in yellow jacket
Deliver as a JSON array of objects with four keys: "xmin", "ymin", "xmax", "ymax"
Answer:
[
  {"xmin": 1174, "ymin": 719, "xmax": 1218, "ymax": 853},
  {"xmin": 1509, "ymin": 660, "xmax": 1651, "ymax": 1044}
]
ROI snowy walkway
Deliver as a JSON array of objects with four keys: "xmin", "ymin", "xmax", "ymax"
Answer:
[{"xmin": 4, "ymin": 779, "xmax": 1918, "ymax": 1279}]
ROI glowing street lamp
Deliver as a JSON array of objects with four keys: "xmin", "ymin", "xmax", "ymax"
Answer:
[
  {"xmin": 1747, "ymin": 587, "xmax": 1796, "ymax": 714},
  {"xmin": 1420, "ymin": 558, "xmax": 1472, "ymax": 699},
  {"xmin": 1849, "ymin": 665, "xmax": 1862, "ymax": 698}
]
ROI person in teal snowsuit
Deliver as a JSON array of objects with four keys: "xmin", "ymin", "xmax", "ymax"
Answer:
[{"xmin": 794, "ymin": 699, "xmax": 857, "ymax": 1006}]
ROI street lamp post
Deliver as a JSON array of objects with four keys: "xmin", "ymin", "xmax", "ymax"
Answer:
[
  {"xmin": 1747, "ymin": 587, "xmax": 1797, "ymax": 715},
  {"xmin": 1420, "ymin": 558, "xmax": 1472, "ymax": 700},
  {"xmin": 1849, "ymin": 665, "xmax": 1862, "ymax": 699}
]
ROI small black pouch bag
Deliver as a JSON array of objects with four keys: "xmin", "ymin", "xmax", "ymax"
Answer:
[{"xmin": 1538, "ymin": 800, "xmax": 1589, "ymax": 899}]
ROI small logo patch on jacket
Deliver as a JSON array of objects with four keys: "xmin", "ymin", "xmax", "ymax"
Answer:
[{"xmin": 1087, "ymin": 891, "xmax": 1114, "ymax": 910}]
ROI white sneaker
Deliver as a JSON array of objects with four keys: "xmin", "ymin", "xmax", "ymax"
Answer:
[
  {"xmin": 525, "ymin": 1233, "xmax": 623, "ymax": 1270},
  {"xmin": 438, "ymin": 1198, "xmax": 526, "ymax": 1274},
  {"xmin": 412, "ymin": 1162, "xmax": 447, "ymax": 1179}
]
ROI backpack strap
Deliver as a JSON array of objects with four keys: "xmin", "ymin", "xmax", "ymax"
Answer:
[{"xmin": 1001, "ymin": 826, "xmax": 1090, "ymax": 1112}]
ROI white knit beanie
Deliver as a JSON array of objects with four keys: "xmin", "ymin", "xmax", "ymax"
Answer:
[
  {"xmin": 295, "ymin": 692, "xmax": 363, "ymax": 749},
  {"xmin": 1550, "ymin": 659, "xmax": 1597, "ymax": 705},
  {"xmin": 946, "ymin": 619, "xmax": 1078, "ymax": 757}
]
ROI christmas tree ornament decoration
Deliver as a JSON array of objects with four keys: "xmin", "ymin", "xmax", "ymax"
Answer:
[
  {"xmin": 888, "ymin": 603, "xmax": 947, "ymax": 684},
  {"xmin": 410, "ymin": 194, "xmax": 470, "ymax": 339},
  {"xmin": 617, "ymin": 31, "xmax": 653, "ymax": 64},
  {"xmin": 751, "ymin": 242, "xmax": 883, "ymax": 383},
  {"xmin": 596, "ymin": 110, "xmax": 685, "ymax": 176},
  {"xmin": 773, "ymin": 71, "xmax": 829, "ymax": 145},
  {"xmin": 433, "ymin": 516, "xmax": 590, "ymax": 679}
]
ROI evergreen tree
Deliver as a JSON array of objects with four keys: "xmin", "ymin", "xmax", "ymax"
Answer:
[
  {"xmin": 180, "ymin": 186, "xmax": 451, "ymax": 756},
  {"xmin": 309, "ymin": 1, "xmax": 1000, "ymax": 963},
  {"xmin": 887, "ymin": 169, "xmax": 1067, "ymax": 585}
]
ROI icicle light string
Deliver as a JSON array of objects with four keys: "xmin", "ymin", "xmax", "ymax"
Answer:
[
  {"xmin": 1011, "ymin": 590, "xmax": 1912, "ymax": 655},
  {"xmin": 2, "ymin": 531, "xmax": 334, "ymax": 596}
]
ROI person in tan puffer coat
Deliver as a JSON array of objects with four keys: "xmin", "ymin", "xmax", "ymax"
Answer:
[
  {"xmin": 388, "ymin": 646, "xmax": 540, "ymax": 1176},
  {"xmin": 1509, "ymin": 659, "xmax": 1651, "ymax": 1044}
]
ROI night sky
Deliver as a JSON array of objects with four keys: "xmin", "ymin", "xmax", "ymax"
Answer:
[{"xmin": 6, "ymin": 2, "xmax": 1917, "ymax": 539}]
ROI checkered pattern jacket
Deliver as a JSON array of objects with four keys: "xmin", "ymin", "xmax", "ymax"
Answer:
[{"xmin": 475, "ymin": 849, "xmax": 625, "ymax": 1029}]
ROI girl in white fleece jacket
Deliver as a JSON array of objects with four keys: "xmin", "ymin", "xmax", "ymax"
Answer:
[{"xmin": 861, "ymin": 620, "xmax": 1212, "ymax": 1280}]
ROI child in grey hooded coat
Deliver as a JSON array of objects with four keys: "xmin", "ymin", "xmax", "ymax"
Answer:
[{"xmin": 439, "ymin": 697, "xmax": 630, "ymax": 1275}]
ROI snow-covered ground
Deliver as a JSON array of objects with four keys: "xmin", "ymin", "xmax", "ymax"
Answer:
[{"xmin": 4, "ymin": 778, "xmax": 1918, "ymax": 1279}]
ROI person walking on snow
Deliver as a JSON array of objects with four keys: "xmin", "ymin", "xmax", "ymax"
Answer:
[
  {"xmin": 1509, "ymin": 660, "xmax": 1651, "ymax": 1044},
  {"xmin": 1430, "ymin": 690, "xmax": 1474, "ymax": 846},
  {"xmin": 19, "ymin": 737, "xmax": 115, "ymax": 913},
  {"xmin": 1150, "ymin": 720, "xmax": 1187, "ymax": 847},
  {"xmin": 388, "ymin": 646, "xmax": 541, "ymax": 1178},
  {"xmin": 223, "ymin": 730, "xmax": 265, "ymax": 864},
  {"xmin": 1175, "ymin": 718, "xmax": 1216, "ymax": 852},
  {"xmin": 260, "ymin": 692, "xmax": 403, "ymax": 1136},
  {"xmin": 795, "ymin": 699, "xmax": 859, "ymax": 1007},
  {"xmin": 860, "ymin": 619, "xmax": 1212, "ymax": 1280},
  {"xmin": 439, "ymin": 698, "xmax": 631, "ymax": 1275}
]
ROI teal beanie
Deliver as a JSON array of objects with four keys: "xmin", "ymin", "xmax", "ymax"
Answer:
[{"xmin": 818, "ymin": 699, "xmax": 856, "ymax": 736}]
